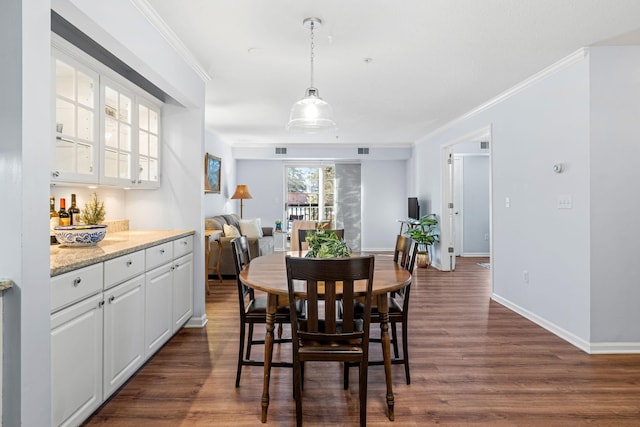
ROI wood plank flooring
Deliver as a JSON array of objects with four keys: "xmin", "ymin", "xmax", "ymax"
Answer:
[{"xmin": 84, "ymin": 256, "xmax": 640, "ymax": 426}]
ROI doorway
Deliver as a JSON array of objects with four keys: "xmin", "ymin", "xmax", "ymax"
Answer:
[{"xmin": 440, "ymin": 126, "xmax": 492, "ymax": 272}]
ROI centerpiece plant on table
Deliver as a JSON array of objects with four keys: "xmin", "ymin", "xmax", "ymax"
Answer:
[{"xmin": 305, "ymin": 224, "xmax": 351, "ymax": 258}]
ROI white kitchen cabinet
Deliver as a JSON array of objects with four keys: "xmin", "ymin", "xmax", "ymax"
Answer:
[
  {"xmin": 51, "ymin": 49, "xmax": 100, "ymax": 184},
  {"xmin": 103, "ymin": 274, "xmax": 146, "ymax": 399},
  {"xmin": 144, "ymin": 262, "xmax": 173, "ymax": 357},
  {"xmin": 51, "ymin": 293, "xmax": 104, "ymax": 427},
  {"xmin": 100, "ymin": 77, "xmax": 161, "ymax": 189},
  {"xmin": 172, "ymin": 253, "xmax": 194, "ymax": 333}
]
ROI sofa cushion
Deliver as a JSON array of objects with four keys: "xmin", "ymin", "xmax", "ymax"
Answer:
[
  {"xmin": 223, "ymin": 223, "xmax": 241, "ymax": 238},
  {"xmin": 238, "ymin": 218, "xmax": 263, "ymax": 238}
]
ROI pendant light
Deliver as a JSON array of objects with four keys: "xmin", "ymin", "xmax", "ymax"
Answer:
[{"xmin": 286, "ymin": 17, "xmax": 337, "ymax": 133}]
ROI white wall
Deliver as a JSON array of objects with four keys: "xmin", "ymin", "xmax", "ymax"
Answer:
[
  {"xmin": 204, "ymin": 130, "xmax": 236, "ymax": 217},
  {"xmin": 415, "ymin": 52, "xmax": 593, "ymax": 347},
  {"xmin": 589, "ymin": 46, "xmax": 640, "ymax": 344}
]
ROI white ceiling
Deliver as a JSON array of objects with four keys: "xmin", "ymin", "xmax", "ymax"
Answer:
[{"xmin": 144, "ymin": 0, "xmax": 640, "ymax": 147}]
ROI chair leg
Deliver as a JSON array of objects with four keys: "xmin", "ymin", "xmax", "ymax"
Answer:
[
  {"xmin": 402, "ymin": 319, "xmax": 411, "ymax": 384},
  {"xmin": 235, "ymin": 321, "xmax": 246, "ymax": 388},
  {"xmin": 359, "ymin": 362, "xmax": 368, "ymax": 427},
  {"xmin": 277, "ymin": 321, "xmax": 283, "ymax": 339},
  {"xmin": 343, "ymin": 362, "xmax": 350, "ymax": 390},
  {"xmin": 391, "ymin": 322, "xmax": 400, "ymax": 358},
  {"xmin": 293, "ymin": 361, "xmax": 303, "ymax": 427},
  {"xmin": 245, "ymin": 323, "xmax": 254, "ymax": 360}
]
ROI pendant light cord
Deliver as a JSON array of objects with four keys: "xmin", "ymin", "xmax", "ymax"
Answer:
[{"xmin": 309, "ymin": 20, "xmax": 315, "ymax": 88}]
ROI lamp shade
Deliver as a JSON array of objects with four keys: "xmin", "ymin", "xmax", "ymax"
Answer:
[
  {"xmin": 231, "ymin": 185, "xmax": 253, "ymax": 200},
  {"xmin": 286, "ymin": 87, "xmax": 337, "ymax": 132}
]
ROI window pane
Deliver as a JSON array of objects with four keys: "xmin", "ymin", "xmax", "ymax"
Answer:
[
  {"xmin": 119, "ymin": 94, "xmax": 131, "ymax": 123},
  {"xmin": 139, "ymin": 105, "xmax": 149, "ymax": 131},
  {"xmin": 139, "ymin": 157, "xmax": 149, "ymax": 181},
  {"xmin": 77, "ymin": 143, "xmax": 93, "ymax": 175},
  {"xmin": 105, "ymin": 86, "xmax": 118, "ymax": 118},
  {"xmin": 77, "ymin": 107, "xmax": 93, "ymax": 141},
  {"xmin": 149, "ymin": 109, "xmax": 158, "ymax": 134},
  {"xmin": 139, "ymin": 131, "xmax": 149, "ymax": 156},
  {"xmin": 77, "ymin": 71, "xmax": 94, "ymax": 107},
  {"xmin": 149, "ymin": 158, "xmax": 158, "ymax": 182},
  {"xmin": 120, "ymin": 124, "xmax": 131, "ymax": 152},
  {"xmin": 56, "ymin": 60, "xmax": 75, "ymax": 99},
  {"xmin": 118, "ymin": 153, "xmax": 130, "ymax": 179},
  {"xmin": 105, "ymin": 117, "xmax": 117, "ymax": 148},
  {"xmin": 149, "ymin": 135, "xmax": 158, "ymax": 158},
  {"xmin": 104, "ymin": 149, "xmax": 118, "ymax": 178},
  {"xmin": 55, "ymin": 139, "xmax": 75, "ymax": 173},
  {"xmin": 56, "ymin": 99, "xmax": 75, "ymax": 137}
]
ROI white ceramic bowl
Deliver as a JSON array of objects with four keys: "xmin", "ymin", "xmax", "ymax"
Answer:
[{"xmin": 54, "ymin": 224, "xmax": 107, "ymax": 247}]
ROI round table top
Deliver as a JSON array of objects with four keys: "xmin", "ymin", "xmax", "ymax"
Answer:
[{"xmin": 239, "ymin": 251, "xmax": 412, "ymax": 297}]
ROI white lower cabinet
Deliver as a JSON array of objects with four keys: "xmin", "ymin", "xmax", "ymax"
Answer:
[
  {"xmin": 144, "ymin": 263, "xmax": 173, "ymax": 357},
  {"xmin": 51, "ymin": 235, "xmax": 194, "ymax": 427},
  {"xmin": 172, "ymin": 253, "xmax": 193, "ymax": 333},
  {"xmin": 103, "ymin": 274, "xmax": 146, "ymax": 399},
  {"xmin": 51, "ymin": 293, "xmax": 104, "ymax": 427}
]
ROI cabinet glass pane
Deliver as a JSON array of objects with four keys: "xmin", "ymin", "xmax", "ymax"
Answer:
[
  {"xmin": 139, "ymin": 157, "xmax": 149, "ymax": 181},
  {"xmin": 149, "ymin": 110, "xmax": 158, "ymax": 134},
  {"xmin": 55, "ymin": 139, "xmax": 75, "ymax": 172},
  {"xmin": 105, "ymin": 87, "xmax": 118, "ymax": 119},
  {"xmin": 149, "ymin": 158, "xmax": 158, "ymax": 182},
  {"xmin": 105, "ymin": 117, "xmax": 117, "ymax": 148},
  {"xmin": 139, "ymin": 105, "xmax": 149, "ymax": 131},
  {"xmin": 56, "ymin": 99, "xmax": 76, "ymax": 137},
  {"xmin": 120, "ymin": 124, "xmax": 131, "ymax": 151},
  {"xmin": 55, "ymin": 60, "xmax": 75, "ymax": 100},
  {"xmin": 77, "ymin": 71, "xmax": 94, "ymax": 107},
  {"xmin": 105, "ymin": 149, "xmax": 118, "ymax": 178},
  {"xmin": 119, "ymin": 94, "xmax": 131, "ymax": 123},
  {"xmin": 77, "ymin": 107, "xmax": 93, "ymax": 141},
  {"xmin": 149, "ymin": 135, "xmax": 158, "ymax": 158},
  {"xmin": 139, "ymin": 131, "xmax": 149, "ymax": 156},
  {"xmin": 118, "ymin": 153, "xmax": 130, "ymax": 179},
  {"xmin": 77, "ymin": 143, "xmax": 93, "ymax": 175}
]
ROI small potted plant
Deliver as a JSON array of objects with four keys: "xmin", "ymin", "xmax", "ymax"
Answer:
[
  {"xmin": 405, "ymin": 213, "xmax": 439, "ymax": 268},
  {"xmin": 305, "ymin": 224, "xmax": 351, "ymax": 258},
  {"xmin": 275, "ymin": 219, "xmax": 283, "ymax": 231}
]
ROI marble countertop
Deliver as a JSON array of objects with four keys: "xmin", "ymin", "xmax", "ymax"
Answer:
[{"xmin": 51, "ymin": 229, "xmax": 195, "ymax": 277}]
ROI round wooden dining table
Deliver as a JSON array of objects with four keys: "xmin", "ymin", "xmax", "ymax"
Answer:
[{"xmin": 239, "ymin": 251, "xmax": 412, "ymax": 423}]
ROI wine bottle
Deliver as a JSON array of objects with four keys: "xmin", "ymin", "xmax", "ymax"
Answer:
[
  {"xmin": 69, "ymin": 193, "xmax": 81, "ymax": 225},
  {"xmin": 58, "ymin": 197, "xmax": 71, "ymax": 227},
  {"xmin": 50, "ymin": 196, "xmax": 59, "ymax": 244}
]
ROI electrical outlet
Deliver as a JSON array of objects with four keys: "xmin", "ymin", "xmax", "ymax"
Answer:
[
  {"xmin": 557, "ymin": 194, "xmax": 573, "ymax": 209},
  {"xmin": 505, "ymin": 196, "xmax": 510, "ymax": 208},
  {"xmin": 523, "ymin": 270, "xmax": 529, "ymax": 284},
  {"xmin": 484, "ymin": 233, "xmax": 489, "ymax": 241}
]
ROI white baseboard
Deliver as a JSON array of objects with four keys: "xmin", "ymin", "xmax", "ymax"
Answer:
[
  {"xmin": 491, "ymin": 294, "xmax": 640, "ymax": 354},
  {"xmin": 462, "ymin": 252, "xmax": 490, "ymax": 257},
  {"xmin": 184, "ymin": 313, "xmax": 208, "ymax": 328}
]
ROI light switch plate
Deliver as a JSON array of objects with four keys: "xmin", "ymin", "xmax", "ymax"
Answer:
[{"xmin": 557, "ymin": 194, "xmax": 573, "ymax": 209}]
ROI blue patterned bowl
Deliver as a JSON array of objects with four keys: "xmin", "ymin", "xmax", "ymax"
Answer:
[{"xmin": 54, "ymin": 225, "xmax": 107, "ymax": 247}]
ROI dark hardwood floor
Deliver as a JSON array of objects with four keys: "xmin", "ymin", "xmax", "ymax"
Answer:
[{"xmin": 84, "ymin": 256, "xmax": 640, "ymax": 426}]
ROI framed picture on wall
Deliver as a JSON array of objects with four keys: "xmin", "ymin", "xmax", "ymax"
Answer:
[{"xmin": 204, "ymin": 153, "xmax": 221, "ymax": 194}]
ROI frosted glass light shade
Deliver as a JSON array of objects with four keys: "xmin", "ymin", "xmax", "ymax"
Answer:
[{"xmin": 286, "ymin": 88, "xmax": 337, "ymax": 132}]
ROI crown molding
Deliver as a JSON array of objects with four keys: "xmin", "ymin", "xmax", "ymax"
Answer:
[
  {"xmin": 131, "ymin": 0, "xmax": 212, "ymax": 82},
  {"xmin": 421, "ymin": 48, "xmax": 589, "ymax": 142}
]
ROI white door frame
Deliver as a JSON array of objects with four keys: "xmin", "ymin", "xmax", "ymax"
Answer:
[{"xmin": 440, "ymin": 125, "xmax": 493, "ymax": 272}]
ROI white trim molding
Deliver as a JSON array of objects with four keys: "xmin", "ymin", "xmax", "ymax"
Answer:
[
  {"xmin": 131, "ymin": 0, "xmax": 212, "ymax": 82},
  {"xmin": 185, "ymin": 313, "xmax": 208, "ymax": 328}
]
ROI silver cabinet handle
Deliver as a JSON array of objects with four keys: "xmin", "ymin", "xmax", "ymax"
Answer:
[
  {"xmin": 73, "ymin": 277, "xmax": 81, "ymax": 287},
  {"xmin": 109, "ymin": 295, "xmax": 115, "ymax": 303},
  {"xmin": 160, "ymin": 249, "xmax": 165, "ymax": 254},
  {"xmin": 126, "ymin": 260, "xmax": 133, "ymax": 267},
  {"xmin": 52, "ymin": 171, "xmax": 60, "ymax": 178},
  {"xmin": 98, "ymin": 300, "xmax": 105, "ymax": 308}
]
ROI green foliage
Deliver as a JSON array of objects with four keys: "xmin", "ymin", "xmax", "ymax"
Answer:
[
  {"xmin": 79, "ymin": 193, "xmax": 106, "ymax": 225},
  {"xmin": 406, "ymin": 213, "xmax": 439, "ymax": 247},
  {"xmin": 305, "ymin": 226, "xmax": 351, "ymax": 258}
]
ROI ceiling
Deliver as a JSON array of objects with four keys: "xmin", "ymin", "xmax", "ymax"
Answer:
[{"xmin": 144, "ymin": 0, "xmax": 640, "ymax": 147}]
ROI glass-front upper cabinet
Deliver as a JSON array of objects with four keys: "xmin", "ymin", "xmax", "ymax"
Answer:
[
  {"xmin": 100, "ymin": 78, "xmax": 161, "ymax": 189},
  {"xmin": 52, "ymin": 51, "xmax": 100, "ymax": 183}
]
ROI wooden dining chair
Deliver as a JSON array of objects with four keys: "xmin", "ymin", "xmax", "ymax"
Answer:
[
  {"xmin": 285, "ymin": 255, "xmax": 375, "ymax": 427},
  {"xmin": 231, "ymin": 236, "xmax": 292, "ymax": 387},
  {"xmin": 297, "ymin": 228, "xmax": 345, "ymax": 251},
  {"xmin": 347, "ymin": 234, "xmax": 416, "ymax": 385}
]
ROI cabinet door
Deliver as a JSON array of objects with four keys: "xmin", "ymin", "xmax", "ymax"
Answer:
[
  {"xmin": 52, "ymin": 49, "xmax": 100, "ymax": 184},
  {"xmin": 51, "ymin": 293, "xmax": 103, "ymax": 427},
  {"xmin": 172, "ymin": 253, "xmax": 193, "ymax": 333},
  {"xmin": 103, "ymin": 274, "xmax": 145, "ymax": 398},
  {"xmin": 136, "ymin": 100, "xmax": 161, "ymax": 188},
  {"xmin": 145, "ymin": 263, "xmax": 173, "ymax": 358}
]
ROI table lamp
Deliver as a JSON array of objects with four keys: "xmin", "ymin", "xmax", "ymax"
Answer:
[{"xmin": 231, "ymin": 184, "xmax": 253, "ymax": 218}]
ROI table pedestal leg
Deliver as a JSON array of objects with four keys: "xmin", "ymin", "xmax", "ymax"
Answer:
[
  {"xmin": 261, "ymin": 294, "xmax": 277, "ymax": 423},
  {"xmin": 378, "ymin": 294, "xmax": 395, "ymax": 421}
]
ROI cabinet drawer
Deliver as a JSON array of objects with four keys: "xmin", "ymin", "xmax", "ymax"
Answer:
[
  {"xmin": 173, "ymin": 235, "xmax": 193, "ymax": 258},
  {"xmin": 145, "ymin": 242, "xmax": 173, "ymax": 270},
  {"xmin": 51, "ymin": 263, "xmax": 103, "ymax": 313},
  {"xmin": 104, "ymin": 250, "xmax": 145, "ymax": 290}
]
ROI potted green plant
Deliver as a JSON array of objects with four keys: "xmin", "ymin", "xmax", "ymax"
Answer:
[
  {"xmin": 305, "ymin": 225, "xmax": 351, "ymax": 258},
  {"xmin": 405, "ymin": 213, "xmax": 439, "ymax": 268},
  {"xmin": 275, "ymin": 219, "xmax": 283, "ymax": 231}
]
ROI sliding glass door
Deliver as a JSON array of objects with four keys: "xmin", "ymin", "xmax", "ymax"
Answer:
[{"xmin": 285, "ymin": 165, "xmax": 335, "ymax": 225}]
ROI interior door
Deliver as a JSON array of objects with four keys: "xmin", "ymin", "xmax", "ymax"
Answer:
[{"xmin": 453, "ymin": 156, "xmax": 463, "ymax": 256}]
